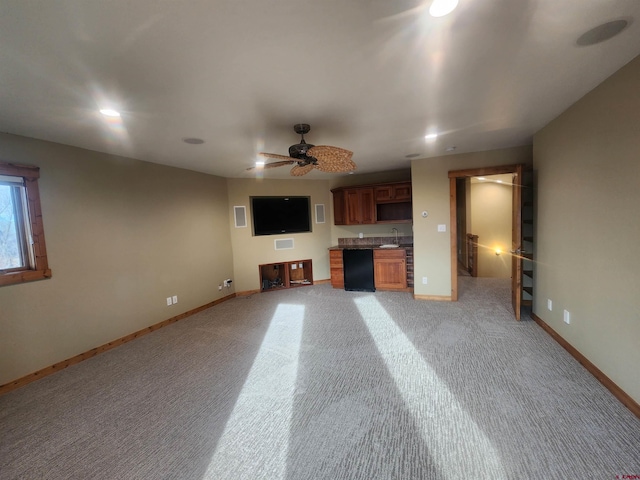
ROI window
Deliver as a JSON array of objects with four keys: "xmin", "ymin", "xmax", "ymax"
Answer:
[{"xmin": 0, "ymin": 161, "xmax": 51, "ymax": 286}]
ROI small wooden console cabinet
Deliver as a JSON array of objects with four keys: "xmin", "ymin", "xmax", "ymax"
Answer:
[{"xmin": 259, "ymin": 259, "xmax": 313, "ymax": 292}]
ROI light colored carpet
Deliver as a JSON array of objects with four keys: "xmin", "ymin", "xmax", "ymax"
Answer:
[{"xmin": 1, "ymin": 278, "xmax": 639, "ymax": 479}]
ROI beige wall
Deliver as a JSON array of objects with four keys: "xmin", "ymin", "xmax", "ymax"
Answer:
[
  {"xmin": 411, "ymin": 146, "xmax": 532, "ymax": 297},
  {"xmin": 0, "ymin": 134, "xmax": 234, "ymax": 385},
  {"xmin": 470, "ymin": 181, "xmax": 512, "ymax": 278},
  {"xmin": 533, "ymin": 55, "xmax": 640, "ymax": 403},
  {"xmin": 226, "ymin": 178, "xmax": 333, "ymax": 292}
]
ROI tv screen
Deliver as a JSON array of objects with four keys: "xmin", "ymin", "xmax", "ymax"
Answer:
[{"xmin": 251, "ymin": 196, "xmax": 311, "ymax": 236}]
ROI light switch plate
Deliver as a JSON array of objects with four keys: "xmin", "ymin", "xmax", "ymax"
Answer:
[
  {"xmin": 166, "ymin": 297, "xmax": 172, "ymax": 306},
  {"xmin": 172, "ymin": 295, "xmax": 178, "ymax": 304},
  {"xmin": 437, "ymin": 224, "xmax": 446, "ymax": 232}
]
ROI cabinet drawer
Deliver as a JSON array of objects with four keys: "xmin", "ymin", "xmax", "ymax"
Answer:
[
  {"xmin": 330, "ymin": 250, "xmax": 344, "ymax": 265},
  {"xmin": 373, "ymin": 249, "xmax": 406, "ymax": 259}
]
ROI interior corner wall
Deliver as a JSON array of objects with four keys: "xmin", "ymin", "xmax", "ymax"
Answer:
[
  {"xmin": 533, "ymin": 55, "xmax": 640, "ymax": 403},
  {"xmin": 0, "ymin": 134, "xmax": 234, "ymax": 386},
  {"xmin": 411, "ymin": 145, "xmax": 532, "ymax": 297},
  {"xmin": 470, "ymin": 181, "xmax": 512, "ymax": 278},
  {"xmin": 226, "ymin": 178, "xmax": 333, "ymax": 293}
]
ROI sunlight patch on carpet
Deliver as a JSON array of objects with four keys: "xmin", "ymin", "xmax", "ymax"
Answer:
[
  {"xmin": 354, "ymin": 295, "xmax": 507, "ymax": 480},
  {"xmin": 203, "ymin": 304, "xmax": 304, "ymax": 479}
]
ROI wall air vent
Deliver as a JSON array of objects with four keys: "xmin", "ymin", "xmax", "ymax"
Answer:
[
  {"xmin": 315, "ymin": 204, "xmax": 325, "ymax": 224},
  {"xmin": 234, "ymin": 206, "xmax": 247, "ymax": 228},
  {"xmin": 274, "ymin": 238, "xmax": 294, "ymax": 250}
]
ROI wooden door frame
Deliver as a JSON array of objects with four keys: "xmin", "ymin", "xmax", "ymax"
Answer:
[{"xmin": 448, "ymin": 164, "xmax": 525, "ymax": 301}]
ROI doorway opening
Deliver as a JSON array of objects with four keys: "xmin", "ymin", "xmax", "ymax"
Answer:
[
  {"xmin": 448, "ymin": 164, "xmax": 533, "ymax": 320},
  {"xmin": 457, "ymin": 174, "xmax": 513, "ymax": 279}
]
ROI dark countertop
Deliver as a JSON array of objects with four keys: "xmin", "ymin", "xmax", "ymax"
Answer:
[{"xmin": 329, "ymin": 244, "xmax": 413, "ymax": 250}]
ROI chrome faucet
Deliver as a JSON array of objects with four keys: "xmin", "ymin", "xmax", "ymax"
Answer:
[{"xmin": 391, "ymin": 228, "xmax": 398, "ymax": 245}]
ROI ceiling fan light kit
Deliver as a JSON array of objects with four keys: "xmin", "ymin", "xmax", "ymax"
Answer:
[{"xmin": 249, "ymin": 124, "xmax": 356, "ymax": 176}]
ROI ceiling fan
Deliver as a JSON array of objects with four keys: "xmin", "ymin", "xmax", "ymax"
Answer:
[{"xmin": 248, "ymin": 124, "xmax": 356, "ymax": 176}]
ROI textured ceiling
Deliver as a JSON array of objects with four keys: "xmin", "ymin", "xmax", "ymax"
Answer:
[{"xmin": 1, "ymin": 0, "xmax": 639, "ymax": 179}]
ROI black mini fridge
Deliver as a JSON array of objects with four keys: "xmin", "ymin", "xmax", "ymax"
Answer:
[{"xmin": 343, "ymin": 249, "xmax": 375, "ymax": 292}]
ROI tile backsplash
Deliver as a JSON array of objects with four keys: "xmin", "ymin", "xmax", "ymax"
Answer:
[{"xmin": 338, "ymin": 235, "xmax": 413, "ymax": 247}]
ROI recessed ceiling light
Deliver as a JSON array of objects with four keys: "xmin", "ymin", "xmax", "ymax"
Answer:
[
  {"xmin": 577, "ymin": 20, "xmax": 629, "ymax": 46},
  {"xmin": 406, "ymin": 153, "xmax": 421, "ymax": 158},
  {"xmin": 425, "ymin": 133, "xmax": 438, "ymax": 141},
  {"xmin": 99, "ymin": 108, "xmax": 120, "ymax": 117},
  {"xmin": 429, "ymin": 0, "xmax": 459, "ymax": 17},
  {"xmin": 496, "ymin": 180, "xmax": 503, "ymax": 184},
  {"xmin": 182, "ymin": 137, "xmax": 205, "ymax": 145},
  {"xmin": 477, "ymin": 177, "xmax": 486, "ymax": 181},
  {"xmin": 255, "ymin": 161, "xmax": 265, "ymax": 167}
]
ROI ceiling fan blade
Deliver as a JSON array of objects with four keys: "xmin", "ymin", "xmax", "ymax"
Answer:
[
  {"xmin": 246, "ymin": 160, "xmax": 295, "ymax": 171},
  {"xmin": 308, "ymin": 146, "xmax": 356, "ymax": 173},
  {"xmin": 259, "ymin": 152, "xmax": 294, "ymax": 161},
  {"xmin": 290, "ymin": 164, "xmax": 314, "ymax": 176}
]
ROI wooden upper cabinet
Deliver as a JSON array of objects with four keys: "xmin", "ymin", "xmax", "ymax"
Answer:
[
  {"xmin": 332, "ymin": 181, "xmax": 411, "ymax": 225},
  {"xmin": 374, "ymin": 185, "xmax": 394, "ymax": 203},
  {"xmin": 360, "ymin": 189, "xmax": 375, "ymax": 224},
  {"xmin": 345, "ymin": 187, "xmax": 375, "ymax": 225},
  {"xmin": 393, "ymin": 183, "xmax": 412, "ymax": 201},
  {"xmin": 333, "ymin": 189, "xmax": 346, "ymax": 225},
  {"xmin": 375, "ymin": 182, "xmax": 412, "ymax": 203}
]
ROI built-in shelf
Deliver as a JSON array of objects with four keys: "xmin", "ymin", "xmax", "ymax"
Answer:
[{"xmin": 259, "ymin": 259, "xmax": 313, "ymax": 292}]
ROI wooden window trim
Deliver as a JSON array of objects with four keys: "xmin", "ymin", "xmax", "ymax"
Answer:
[{"xmin": 0, "ymin": 162, "xmax": 52, "ymax": 287}]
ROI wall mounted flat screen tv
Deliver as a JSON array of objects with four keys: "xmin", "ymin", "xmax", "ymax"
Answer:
[{"xmin": 251, "ymin": 196, "xmax": 311, "ymax": 236}]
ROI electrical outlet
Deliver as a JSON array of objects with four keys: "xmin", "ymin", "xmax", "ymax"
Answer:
[
  {"xmin": 218, "ymin": 284, "xmax": 222, "ymax": 291},
  {"xmin": 166, "ymin": 297, "xmax": 172, "ymax": 306},
  {"xmin": 172, "ymin": 295, "xmax": 178, "ymax": 304},
  {"xmin": 563, "ymin": 309, "xmax": 571, "ymax": 325},
  {"xmin": 422, "ymin": 276, "xmax": 428, "ymax": 285},
  {"xmin": 547, "ymin": 299, "xmax": 552, "ymax": 311}
]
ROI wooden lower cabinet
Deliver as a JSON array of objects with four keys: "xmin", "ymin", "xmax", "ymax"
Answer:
[
  {"xmin": 373, "ymin": 249, "xmax": 407, "ymax": 290},
  {"xmin": 329, "ymin": 250, "xmax": 344, "ymax": 289}
]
